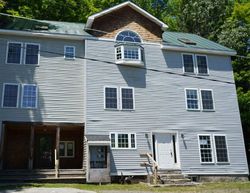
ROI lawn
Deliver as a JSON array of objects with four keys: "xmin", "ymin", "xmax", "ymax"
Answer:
[{"xmin": 0, "ymin": 182, "xmax": 250, "ymax": 192}]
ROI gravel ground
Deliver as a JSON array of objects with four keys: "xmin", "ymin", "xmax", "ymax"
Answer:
[{"xmin": 1, "ymin": 188, "xmax": 96, "ymax": 193}]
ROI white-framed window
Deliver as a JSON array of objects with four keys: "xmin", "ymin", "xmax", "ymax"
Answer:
[
  {"xmin": 182, "ymin": 53, "xmax": 209, "ymax": 75},
  {"xmin": 198, "ymin": 135, "xmax": 214, "ymax": 163},
  {"xmin": 59, "ymin": 141, "xmax": 75, "ymax": 158},
  {"xmin": 196, "ymin": 55, "xmax": 208, "ymax": 74},
  {"xmin": 182, "ymin": 54, "xmax": 195, "ymax": 73},
  {"xmin": 185, "ymin": 88, "xmax": 200, "ymax": 110},
  {"xmin": 121, "ymin": 87, "xmax": 134, "ymax": 110},
  {"xmin": 24, "ymin": 43, "xmax": 40, "ymax": 65},
  {"xmin": 115, "ymin": 30, "xmax": 143, "ymax": 66},
  {"xmin": 110, "ymin": 133, "xmax": 136, "ymax": 149},
  {"xmin": 6, "ymin": 42, "xmax": 22, "ymax": 64},
  {"xmin": 214, "ymin": 135, "xmax": 229, "ymax": 163},
  {"xmin": 104, "ymin": 86, "xmax": 118, "ymax": 109},
  {"xmin": 64, "ymin": 46, "xmax": 75, "ymax": 59},
  {"xmin": 21, "ymin": 84, "xmax": 38, "ymax": 108},
  {"xmin": 2, "ymin": 83, "xmax": 19, "ymax": 108},
  {"xmin": 200, "ymin": 89, "xmax": 214, "ymax": 111},
  {"xmin": 6, "ymin": 42, "xmax": 40, "ymax": 65}
]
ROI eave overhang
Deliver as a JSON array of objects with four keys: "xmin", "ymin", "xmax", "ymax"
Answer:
[{"xmin": 86, "ymin": 1, "xmax": 168, "ymax": 31}]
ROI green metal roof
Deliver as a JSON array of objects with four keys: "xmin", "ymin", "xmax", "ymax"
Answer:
[
  {"xmin": 162, "ymin": 31, "xmax": 235, "ymax": 53},
  {"xmin": 0, "ymin": 13, "xmax": 91, "ymax": 37}
]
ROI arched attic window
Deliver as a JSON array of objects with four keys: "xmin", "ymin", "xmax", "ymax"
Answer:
[
  {"xmin": 116, "ymin": 30, "xmax": 141, "ymax": 43},
  {"xmin": 115, "ymin": 30, "xmax": 144, "ymax": 66}
]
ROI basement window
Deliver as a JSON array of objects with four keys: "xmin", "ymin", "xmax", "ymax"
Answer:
[{"xmin": 115, "ymin": 30, "xmax": 144, "ymax": 66}]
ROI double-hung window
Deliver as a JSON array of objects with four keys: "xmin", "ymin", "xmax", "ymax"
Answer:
[
  {"xmin": 7, "ymin": 42, "xmax": 22, "ymax": 64},
  {"xmin": 110, "ymin": 133, "xmax": 136, "ymax": 149},
  {"xmin": 214, "ymin": 135, "xmax": 229, "ymax": 163},
  {"xmin": 104, "ymin": 87, "xmax": 118, "ymax": 109},
  {"xmin": 121, "ymin": 87, "xmax": 134, "ymax": 110},
  {"xmin": 25, "ymin": 43, "xmax": 40, "ymax": 65},
  {"xmin": 104, "ymin": 86, "xmax": 135, "ymax": 110},
  {"xmin": 64, "ymin": 46, "xmax": 75, "ymax": 59},
  {"xmin": 22, "ymin": 84, "xmax": 38, "ymax": 108},
  {"xmin": 185, "ymin": 89, "xmax": 199, "ymax": 110},
  {"xmin": 185, "ymin": 89, "xmax": 214, "ymax": 111},
  {"xmin": 196, "ymin": 55, "xmax": 208, "ymax": 74},
  {"xmin": 182, "ymin": 54, "xmax": 208, "ymax": 75},
  {"xmin": 198, "ymin": 134, "xmax": 229, "ymax": 164},
  {"xmin": 6, "ymin": 42, "xmax": 40, "ymax": 65},
  {"xmin": 59, "ymin": 141, "xmax": 74, "ymax": 158},
  {"xmin": 2, "ymin": 83, "xmax": 19, "ymax": 108},
  {"xmin": 201, "ymin": 89, "xmax": 214, "ymax": 111},
  {"xmin": 198, "ymin": 135, "xmax": 213, "ymax": 163},
  {"xmin": 183, "ymin": 54, "xmax": 195, "ymax": 73}
]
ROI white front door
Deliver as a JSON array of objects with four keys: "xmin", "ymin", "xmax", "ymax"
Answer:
[{"xmin": 154, "ymin": 133, "xmax": 177, "ymax": 169}]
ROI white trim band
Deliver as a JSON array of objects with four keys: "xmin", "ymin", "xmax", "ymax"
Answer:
[{"xmin": 161, "ymin": 45, "xmax": 236, "ymax": 56}]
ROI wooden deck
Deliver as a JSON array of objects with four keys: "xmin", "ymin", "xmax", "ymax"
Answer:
[{"xmin": 0, "ymin": 169, "xmax": 86, "ymax": 182}]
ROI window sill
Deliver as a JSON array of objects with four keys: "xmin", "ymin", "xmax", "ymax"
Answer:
[
  {"xmin": 104, "ymin": 108, "xmax": 119, "ymax": 111},
  {"xmin": 197, "ymin": 73, "xmax": 209, "ymax": 76},
  {"xmin": 186, "ymin": 109, "xmax": 200, "ymax": 112},
  {"xmin": 121, "ymin": 109, "xmax": 135, "ymax": 112},
  {"xmin": 202, "ymin": 109, "xmax": 215, "ymax": 112},
  {"xmin": 2, "ymin": 106, "xmax": 18, "ymax": 109},
  {"xmin": 201, "ymin": 162, "xmax": 215, "ymax": 165},
  {"xmin": 116, "ymin": 59, "xmax": 144, "ymax": 67},
  {"xmin": 59, "ymin": 156, "xmax": 75, "ymax": 158},
  {"xmin": 216, "ymin": 162, "xmax": 230, "ymax": 165},
  {"xmin": 111, "ymin": 148, "xmax": 137, "ymax": 150}
]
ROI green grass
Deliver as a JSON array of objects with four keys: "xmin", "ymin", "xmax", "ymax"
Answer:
[{"xmin": 0, "ymin": 182, "xmax": 250, "ymax": 192}]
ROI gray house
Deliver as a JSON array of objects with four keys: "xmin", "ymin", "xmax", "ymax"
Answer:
[{"xmin": 0, "ymin": 1, "xmax": 248, "ymax": 183}]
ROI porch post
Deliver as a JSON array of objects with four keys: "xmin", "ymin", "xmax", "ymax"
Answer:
[
  {"xmin": 0, "ymin": 123, "xmax": 5, "ymax": 170},
  {"xmin": 55, "ymin": 126, "xmax": 60, "ymax": 178},
  {"xmin": 28, "ymin": 125, "xmax": 35, "ymax": 170}
]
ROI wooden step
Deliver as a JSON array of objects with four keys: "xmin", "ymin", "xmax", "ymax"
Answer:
[{"xmin": 0, "ymin": 169, "xmax": 86, "ymax": 182}]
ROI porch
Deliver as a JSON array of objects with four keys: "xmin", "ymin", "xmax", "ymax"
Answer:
[{"xmin": 0, "ymin": 121, "xmax": 85, "ymax": 181}]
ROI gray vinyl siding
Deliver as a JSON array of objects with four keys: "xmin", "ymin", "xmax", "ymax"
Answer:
[
  {"xmin": 0, "ymin": 34, "xmax": 85, "ymax": 123},
  {"xmin": 85, "ymin": 39, "xmax": 248, "ymax": 175}
]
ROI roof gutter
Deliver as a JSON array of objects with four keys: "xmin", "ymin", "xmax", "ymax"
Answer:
[
  {"xmin": 0, "ymin": 29, "xmax": 88, "ymax": 40},
  {"xmin": 161, "ymin": 45, "xmax": 237, "ymax": 56}
]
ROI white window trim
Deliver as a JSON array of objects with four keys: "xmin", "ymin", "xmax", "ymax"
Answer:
[
  {"xmin": 21, "ymin": 84, "xmax": 38, "ymax": 109},
  {"xmin": 64, "ymin": 46, "xmax": 76, "ymax": 60},
  {"xmin": 182, "ymin": 53, "xmax": 195, "ymax": 74},
  {"xmin": 24, "ymin": 43, "xmax": 40, "ymax": 65},
  {"xmin": 115, "ymin": 45, "xmax": 143, "ymax": 66},
  {"xmin": 115, "ymin": 29, "xmax": 143, "ymax": 43},
  {"xmin": 1, "ymin": 83, "xmax": 20, "ymax": 108},
  {"xmin": 110, "ymin": 132, "xmax": 137, "ymax": 150},
  {"xmin": 198, "ymin": 134, "xmax": 214, "ymax": 164},
  {"xmin": 59, "ymin": 141, "xmax": 75, "ymax": 158},
  {"xmin": 213, "ymin": 134, "xmax": 230, "ymax": 164},
  {"xmin": 184, "ymin": 88, "xmax": 200, "ymax": 111},
  {"xmin": 195, "ymin": 54, "xmax": 209, "ymax": 75},
  {"xmin": 120, "ymin": 86, "xmax": 135, "ymax": 111},
  {"xmin": 104, "ymin": 86, "xmax": 119, "ymax": 110},
  {"xmin": 200, "ymin": 89, "xmax": 215, "ymax": 111},
  {"xmin": 182, "ymin": 53, "xmax": 209, "ymax": 75},
  {"xmin": 6, "ymin": 41, "xmax": 23, "ymax": 65}
]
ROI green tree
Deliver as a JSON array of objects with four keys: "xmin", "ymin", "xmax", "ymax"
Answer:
[
  {"xmin": 0, "ymin": 0, "xmax": 6, "ymax": 11},
  {"xmin": 177, "ymin": 0, "xmax": 233, "ymax": 40},
  {"xmin": 218, "ymin": 2, "xmax": 250, "ymax": 131}
]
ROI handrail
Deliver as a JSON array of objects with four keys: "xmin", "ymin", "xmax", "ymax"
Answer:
[{"xmin": 146, "ymin": 153, "xmax": 158, "ymax": 185}]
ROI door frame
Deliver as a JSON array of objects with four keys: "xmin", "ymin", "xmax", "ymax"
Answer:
[
  {"xmin": 151, "ymin": 131, "xmax": 181, "ymax": 170},
  {"xmin": 34, "ymin": 134, "xmax": 55, "ymax": 169}
]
